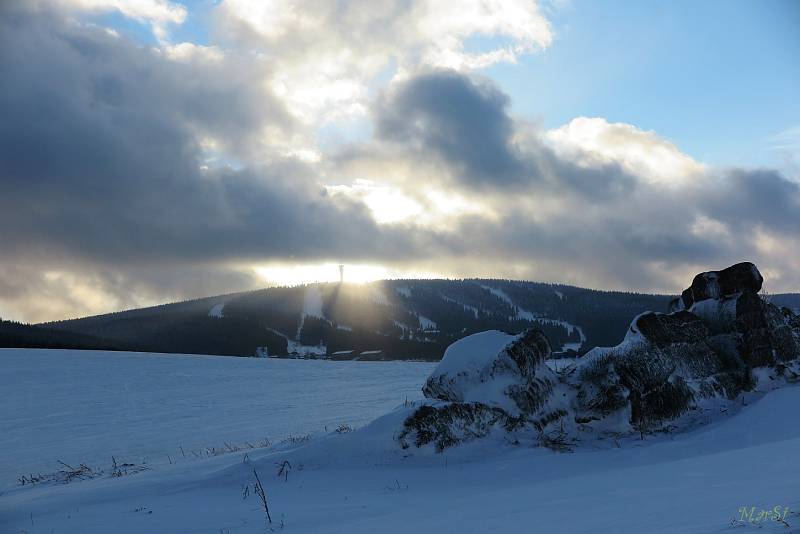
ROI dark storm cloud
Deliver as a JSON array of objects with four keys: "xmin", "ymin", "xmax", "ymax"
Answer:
[
  {"xmin": 703, "ymin": 169, "xmax": 800, "ymax": 234},
  {"xmin": 0, "ymin": 3, "xmax": 423, "ymax": 268},
  {"xmin": 376, "ymin": 70, "xmax": 526, "ymax": 185},
  {"xmin": 373, "ymin": 69, "xmax": 636, "ymax": 196}
]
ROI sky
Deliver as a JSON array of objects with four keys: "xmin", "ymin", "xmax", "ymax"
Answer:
[{"xmin": 0, "ymin": 0, "xmax": 798, "ymax": 323}]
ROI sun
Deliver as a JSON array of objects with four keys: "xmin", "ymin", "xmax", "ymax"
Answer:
[{"xmin": 254, "ymin": 262, "xmax": 393, "ymax": 286}]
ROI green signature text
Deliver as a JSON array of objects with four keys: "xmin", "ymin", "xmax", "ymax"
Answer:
[{"xmin": 738, "ymin": 505, "xmax": 790, "ymax": 523}]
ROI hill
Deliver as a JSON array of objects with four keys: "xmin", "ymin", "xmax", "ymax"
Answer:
[
  {"xmin": 771, "ymin": 293, "xmax": 800, "ymax": 312},
  {"xmin": 0, "ymin": 319, "xmax": 135, "ymax": 351},
  {"xmin": 29, "ymin": 279, "xmax": 800, "ymax": 360}
]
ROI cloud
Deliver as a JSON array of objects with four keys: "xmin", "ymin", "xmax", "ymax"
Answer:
[
  {"xmin": 0, "ymin": 3, "xmax": 438, "ymax": 320},
  {"xmin": 375, "ymin": 70, "xmax": 526, "ymax": 186},
  {"xmin": 213, "ymin": 0, "xmax": 553, "ymax": 124},
  {"xmin": 0, "ymin": 260, "xmax": 261, "ymax": 322},
  {"xmin": 162, "ymin": 42, "xmax": 224, "ymax": 63},
  {"xmin": 336, "ymin": 69, "xmax": 800, "ymax": 292},
  {"xmin": 49, "ymin": 0, "xmax": 187, "ymax": 40},
  {"xmin": 1, "ymin": 3, "xmax": 799, "ymax": 323},
  {"xmin": 545, "ymin": 117, "xmax": 706, "ymax": 187},
  {"xmin": 767, "ymin": 126, "xmax": 800, "ymax": 179},
  {"xmin": 363, "ymin": 70, "xmax": 637, "ymax": 197},
  {"xmin": 701, "ymin": 168, "xmax": 800, "ymax": 234},
  {"xmin": 0, "ymin": 3, "xmax": 380, "ymax": 262}
]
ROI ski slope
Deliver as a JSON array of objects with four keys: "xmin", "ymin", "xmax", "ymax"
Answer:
[
  {"xmin": 208, "ymin": 303, "xmax": 225, "ymax": 318},
  {"xmin": 2, "ymin": 349, "xmax": 799, "ymax": 533},
  {"xmin": 481, "ymin": 284, "xmax": 586, "ymax": 351}
]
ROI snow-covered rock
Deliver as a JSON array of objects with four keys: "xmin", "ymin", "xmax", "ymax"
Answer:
[
  {"xmin": 422, "ymin": 330, "xmax": 555, "ymax": 416},
  {"xmin": 576, "ymin": 262, "xmax": 799, "ymax": 432},
  {"xmin": 399, "ymin": 262, "xmax": 800, "ymax": 452},
  {"xmin": 685, "ymin": 261, "xmax": 763, "ymax": 308},
  {"xmin": 669, "ymin": 262, "xmax": 763, "ymax": 313},
  {"xmin": 400, "ymin": 329, "xmax": 570, "ymax": 451}
]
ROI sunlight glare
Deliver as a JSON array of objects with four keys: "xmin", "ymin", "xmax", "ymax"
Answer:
[{"xmin": 255, "ymin": 263, "xmax": 389, "ymax": 286}]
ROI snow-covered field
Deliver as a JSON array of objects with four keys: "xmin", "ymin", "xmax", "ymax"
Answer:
[
  {"xmin": 3, "ymin": 349, "xmax": 799, "ymax": 533},
  {"xmin": 0, "ymin": 349, "xmax": 433, "ymax": 491}
]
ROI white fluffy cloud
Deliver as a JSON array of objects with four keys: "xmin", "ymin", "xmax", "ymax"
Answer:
[
  {"xmin": 54, "ymin": 0, "xmax": 186, "ymax": 39},
  {"xmin": 162, "ymin": 42, "xmax": 224, "ymax": 63},
  {"xmin": 545, "ymin": 117, "xmax": 706, "ymax": 187},
  {"xmin": 215, "ymin": 0, "xmax": 552, "ymax": 124}
]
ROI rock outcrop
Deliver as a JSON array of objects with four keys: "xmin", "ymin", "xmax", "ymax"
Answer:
[
  {"xmin": 576, "ymin": 262, "xmax": 799, "ymax": 430},
  {"xmin": 670, "ymin": 262, "xmax": 764, "ymax": 311},
  {"xmin": 399, "ymin": 330, "xmax": 569, "ymax": 451},
  {"xmin": 398, "ymin": 262, "xmax": 800, "ymax": 452},
  {"xmin": 421, "ymin": 329, "xmax": 556, "ymax": 416}
]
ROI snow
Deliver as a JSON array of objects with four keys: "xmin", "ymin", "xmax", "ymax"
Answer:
[
  {"xmin": 442, "ymin": 295, "xmax": 480, "ymax": 318},
  {"xmin": 265, "ymin": 326, "xmax": 327, "ymax": 357},
  {"xmin": 429, "ymin": 330, "xmax": 515, "ymax": 378},
  {"xmin": 480, "ymin": 284, "xmax": 585, "ymax": 351},
  {"xmin": 425, "ymin": 330, "xmax": 526, "ymax": 413},
  {"xmin": 296, "ymin": 284, "xmax": 325, "ymax": 338},
  {"xmin": 581, "ymin": 311, "xmax": 647, "ymax": 362},
  {"xmin": 689, "ymin": 294, "xmax": 738, "ymax": 330},
  {"xmin": 480, "ymin": 284, "xmax": 538, "ymax": 321},
  {"xmin": 0, "ymin": 349, "xmax": 433, "ymax": 491},
  {"xmin": 207, "ymin": 303, "xmax": 225, "ymax": 318},
  {"xmin": 545, "ymin": 357, "xmax": 577, "ymax": 372},
  {"xmin": 369, "ymin": 286, "xmax": 389, "ymax": 305},
  {"xmin": 533, "ymin": 317, "xmax": 586, "ymax": 345},
  {"xmin": 302, "ymin": 285, "xmax": 324, "ymax": 318},
  {"xmin": 4, "ymin": 348, "xmax": 800, "ymax": 533},
  {"xmin": 417, "ymin": 314, "xmax": 437, "ymax": 330},
  {"xmin": 286, "ymin": 340, "xmax": 327, "ymax": 356},
  {"xmin": 392, "ymin": 319, "xmax": 412, "ymax": 331},
  {"xmin": 394, "ymin": 286, "xmax": 411, "ymax": 298},
  {"xmin": 395, "ymin": 286, "xmax": 411, "ymax": 298}
]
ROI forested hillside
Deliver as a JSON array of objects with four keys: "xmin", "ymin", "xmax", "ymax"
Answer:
[
  {"xmin": 772, "ymin": 293, "xmax": 800, "ymax": 312},
  {"xmin": 25, "ymin": 281, "xmax": 799, "ymax": 360},
  {"xmin": 41, "ymin": 295, "xmax": 289, "ymax": 357},
  {"xmin": 0, "ymin": 319, "xmax": 133, "ymax": 351}
]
